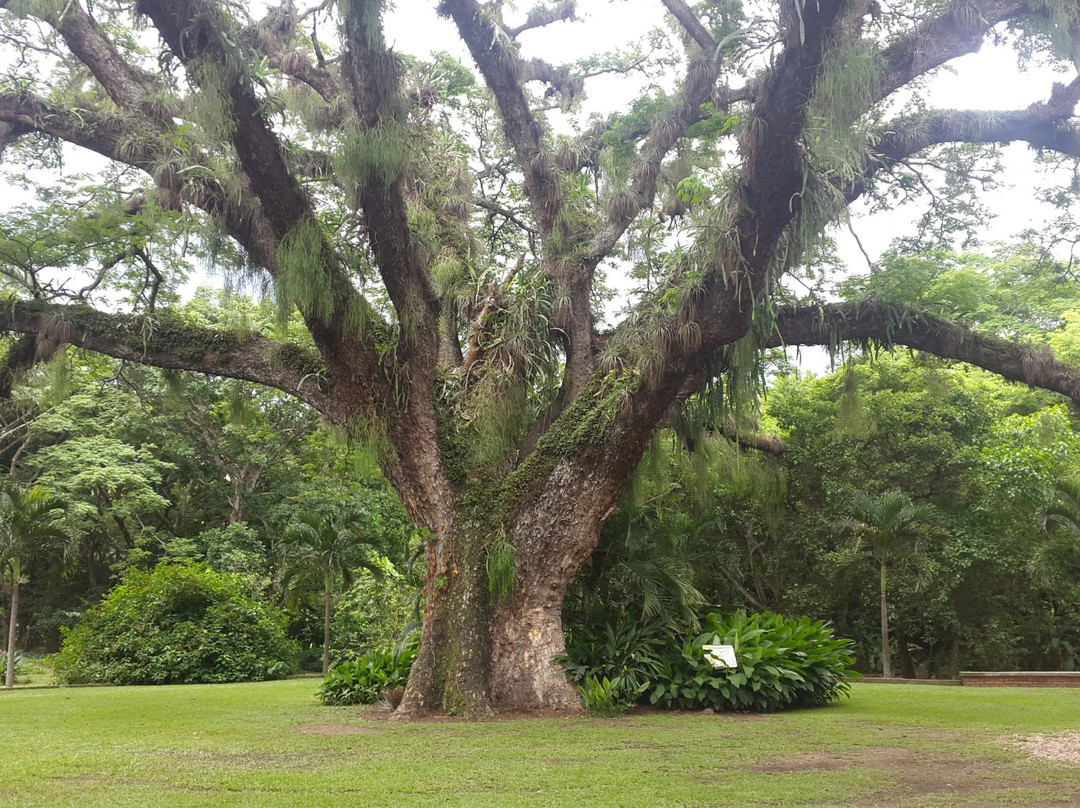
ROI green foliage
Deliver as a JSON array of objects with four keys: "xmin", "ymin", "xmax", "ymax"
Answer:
[
  {"xmin": 578, "ymin": 676, "xmax": 627, "ymax": 717},
  {"xmin": 0, "ymin": 649, "xmax": 22, "ymax": 676},
  {"xmin": 486, "ymin": 537, "xmax": 517, "ymax": 601},
  {"xmin": 560, "ymin": 611, "xmax": 855, "ymax": 713},
  {"xmin": 559, "ymin": 617, "xmax": 671, "ymax": 707},
  {"xmin": 52, "ymin": 564, "xmax": 298, "ymax": 685},
  {"xmin": 331, "ymin": 557, "xmax": 418, "ymax": 661},
  {"xmin": 317, "ymin": 639, "xmax": 417, "ymax": 706},
  {"xmin": 648, "ymin": 611, "xmax": 856, "ymax": 712}
]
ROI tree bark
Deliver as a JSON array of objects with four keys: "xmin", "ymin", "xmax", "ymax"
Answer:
[
  {"xmin": 5, "ymin": 556, "xmax": 20, "ymax": 689},
  {"xmin": 880, "ymin": 562, "xmax": 892, "ymax": 680},
  {"xmin": 397, "ymin": 516, "xmax": 495, "ymax": 718}
]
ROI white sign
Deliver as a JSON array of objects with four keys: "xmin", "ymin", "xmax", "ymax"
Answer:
[{"xmin": 703, "ymin": 644, "xmax": 737, "ymax": 669}]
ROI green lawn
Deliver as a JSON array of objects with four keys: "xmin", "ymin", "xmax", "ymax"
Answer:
[{"xmin": 2, "ymin": 680, "xmax": 1079, "ymax": 807}]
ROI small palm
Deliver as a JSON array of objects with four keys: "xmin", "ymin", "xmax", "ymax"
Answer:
[
  {"xmin": 0, "ymin": 482, "xmax": 72, "ymax": 688},
  {"xmin": 837, "ymin": 490, "xmax": 944, "ymax": 679}
]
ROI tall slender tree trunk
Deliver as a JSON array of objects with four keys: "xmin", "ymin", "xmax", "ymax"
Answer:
[
  {"xmin": 880, "ymin": 561, "xmax": 892, "ymax": 679},
  {"xmin": 5, "ymin": 556, "xmax": 20, "ymax": 689},
  {"xmin": 322, "ymin": 571, "xmax": 332, "ymax": 675}
]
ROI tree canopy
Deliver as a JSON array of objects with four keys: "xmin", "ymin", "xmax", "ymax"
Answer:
[{"xmin": 1, "ymin": 0, "xmax": 1080, "ymax": 715}]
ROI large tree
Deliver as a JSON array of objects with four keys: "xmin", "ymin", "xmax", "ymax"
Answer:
[{"xmin": 2, "ymin": 0, "xmax": 1080, "ymax": 715}]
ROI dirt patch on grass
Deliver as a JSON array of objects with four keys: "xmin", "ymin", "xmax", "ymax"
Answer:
[
  {"xmin": 752, "ymin": 746, "xmax": 918, "ymax": 774},
  {"xmin": 753, "ymin": 745, "xmax": 1080, "ymax": 806},
  {"xmin": 298, "ymin": 724, "xmax": 380, "ymax": 736},
  {"xmin": 1018, "ymin": 732, "xmax": 1080, "ymax": 765}
]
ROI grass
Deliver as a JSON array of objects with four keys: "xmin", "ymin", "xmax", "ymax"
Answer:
[{"xmin": 0, "ymin": 681, "xmax": 1079, "ymax": 806}]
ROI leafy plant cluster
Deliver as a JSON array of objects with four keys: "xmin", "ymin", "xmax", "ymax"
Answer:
[
  {"xmin": 0, "ymin": 649, "xmax": 22, "ymax": 677},
  {"xmin": 52, "ymin": 564, "xmax": 299, "ymax": 685},
  {"xmin": 317, "ymin": 638, "xmax": 418, "ymax": 706},
  {"xmin": 561, "ymin": 611, "xmax": 855, "ymax": 714}
]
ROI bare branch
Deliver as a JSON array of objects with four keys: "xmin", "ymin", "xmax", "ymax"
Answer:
[{"xmin": 660, "ymin": 0, "xmax": 718, "ymax": 54}]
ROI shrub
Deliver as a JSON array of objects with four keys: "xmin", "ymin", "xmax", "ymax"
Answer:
[
  {"xmin": 318, "ymin": 639, "xmax": 418, "ymax": 706},
  {"xmin": 558, "ymin": 617, "xmax": 671, "ymax": 709},
  {"xmin": 560, "ymin": 610, "xmax": 856, "ymax": 713},
  {"xmin": 52, "ymin": 564, "xmax": 299, "ymax": 685},
  {"xmin": 650, "ymin": 611, "xmax": 857, "ymax": 712},
  {"xmin": 578, "ymin": 675, "xmax": 628, "ymax": 717},
  {"xmin": 0, "ymin": 649, "xmax": 23, "ymax": 677}
]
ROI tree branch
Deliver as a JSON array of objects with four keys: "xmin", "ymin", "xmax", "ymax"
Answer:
[
  {"xmin": 439, "ymin": 0, "xmax": 565, "ymax": 238},
  {"xmin": 660, "ymin": 0, "xmax": 718, "ymax": 54},
  {"xmin": 506, "ymin": 1, "xmax": 577, "ymax": 37},
  {"xmin": 771, "ymin": 301, "xmax": 1080, "ymax": 404},
  {"xmin": 878, "ymin": 0, "xmax": 1029, "ymax": 102},
  {"xmin": 0, "ymin": 299, "xmax": 338, "ymax": 413}
]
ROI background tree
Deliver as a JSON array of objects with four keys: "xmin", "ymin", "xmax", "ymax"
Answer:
[
  {"xmin": 0, "ymin": 482, "xmax": 71, "ymax": 688},
  {"xmin": 279, "ymin": 510, "xmax": 378, "ymax": 674},
  {"xmin": 1, "ymin": 0, "xmax": 1080, "ymax": 714},
  {"xmin": 835, "ymin": 490, "xmax": 945, "ymax": 679}
]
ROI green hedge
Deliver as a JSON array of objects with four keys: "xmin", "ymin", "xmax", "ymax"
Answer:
[{"xmin": 53, "ymin": 564, "xmax": 298, "ymax": 685}]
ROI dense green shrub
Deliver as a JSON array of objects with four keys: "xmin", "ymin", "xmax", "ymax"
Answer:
[
  {"xmin": 52, "ymin": 564, "xmax": 298, "ymax": 685},
  {"xmin": 558, "ymin": 617, "xmax": 672, "ymax": 709},
  {"xmin": 318, "ymin": 639, "xmax": 417, "ymax": 706},
  {"xmin": 561, "ymin": 611, "xmax": 856, "ymax": 713},
  {"xmin": 650, "ymin": 611, "xmax": 856, "ymax": 712}
]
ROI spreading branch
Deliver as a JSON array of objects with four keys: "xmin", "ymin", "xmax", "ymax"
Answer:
[
  {"xmin": 0, "ymin": 299, "xmax": 337, "ymax": 413},
  {"xmin": 772, "ymin": 302, "xmax": 1080, "ymax": 404}
]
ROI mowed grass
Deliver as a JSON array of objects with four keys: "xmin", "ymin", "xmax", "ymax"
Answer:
[{"xmin": 2, "ymin": 681, "xmax": 1080, "ymax": 807}]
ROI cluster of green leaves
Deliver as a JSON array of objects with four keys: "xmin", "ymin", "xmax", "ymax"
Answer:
[
  {"xmin": 559, "ymin": 617, "xmax": 670, "ymax": 707},
  {"xmin": 317, "ymin": 639, "xmax": 418, "ymax": 706},
  {"xmin": 560, "ymin": 611, "xmax": 855, "ymax": 713},
  {"xmin": 577, "ymin": 675, "xmax": 626, "ymax": 717},
  {"xmin": 650, "ymin": 612, "xmax": 856, "ymax": 712},
  {"xmin": 52, "ymin": 564, "xmax": 299, "ymax": 685}
]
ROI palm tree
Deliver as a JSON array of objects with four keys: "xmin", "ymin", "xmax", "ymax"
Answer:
[
  {"xmin": 1033, "ymin": 475, "xmax": 1080, "ymax": 586},
  {"xmin": 0, "ymin": 482, "xmax": 72, "ymax": 688},
  {"xmin": 837, "ymin": 490, "xmax": 945, "ymax": 679},
  {"xmin": 279, "ymin": 512, "xmax": 374, "ymax": 674}
]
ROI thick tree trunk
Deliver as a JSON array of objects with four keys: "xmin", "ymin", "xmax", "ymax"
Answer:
[
  {"xmin": 880, "ymin": 562, "xmax": 892, "ymax": 679},
  {"xmin": 396, "ymin": 515, "xmax": 496, "ymax": 718},
  {"xmin": 395, "ymin": 469, "xmax": 608, "ymax": 716},
  {"xmin": 5, "ymin": 557, "xmax": 20, "ymax": 689}
]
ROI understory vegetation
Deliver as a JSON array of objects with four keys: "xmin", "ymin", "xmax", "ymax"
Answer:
[
  {"xmin": 560, "ymin": 611, "xmax": 855, "ymax": 714},
  {"xmin": 52, "ymin": 564, "xmax": 298, "ymax": 685}
]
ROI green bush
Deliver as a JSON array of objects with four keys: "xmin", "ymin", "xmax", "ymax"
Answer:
[
  {"xmin": 0, "ymin": 649, "xmax": 23, "ymax": 676},
  {"xmin": 558, "ymin": 617, "xmax": 671, "ymax": 709},
  {"xmin": 560, "ymin": 611, "xmax": 856, "ymax": 713},
  {"xmin": 52, "ymin": 564, "xmax": 299, "ymax": 685},
  {"xmin": 578, "ymin": 675, "xmax": 628, "ymax": 717},
  {"xmin": 650, "ymin": 611, "xmax": 857, "ymax": 712},
  {"xmin": 318, "ymin": 640, "xmax": 417, "ymax": 706}
]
